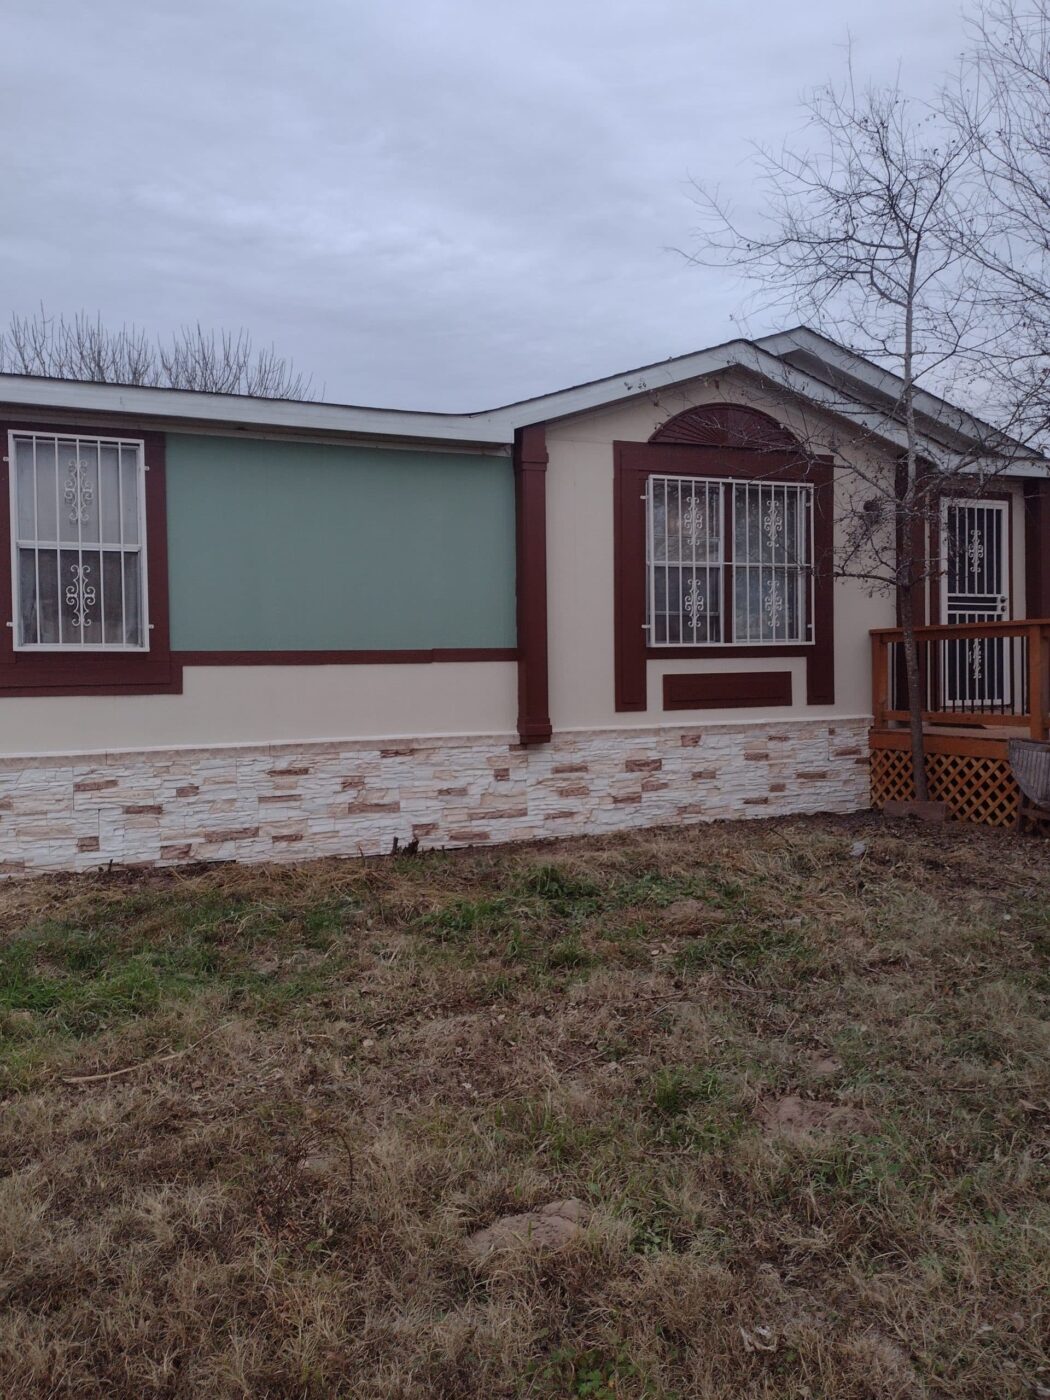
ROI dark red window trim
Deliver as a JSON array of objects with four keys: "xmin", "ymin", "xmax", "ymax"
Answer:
[
  {"xmin": 172, "ymin": 648, "xmax": 517, "ymax": 666},
  {"xmin": 614, "ymin": 441, "xmax": 835, "ymax": 712},
  {"xmin": 0, "ymin": 420, "xmax": 178, "ymax": 697}
]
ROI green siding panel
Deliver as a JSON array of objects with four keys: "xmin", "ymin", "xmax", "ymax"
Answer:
[{"xmin": 164, "ymin": 435, "xmax": 517, "ymax": 651}]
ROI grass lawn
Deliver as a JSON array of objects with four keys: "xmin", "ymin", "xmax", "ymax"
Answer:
[{"xmin": 0, "ymin": 813, "xmax": 1047, "ymax": 1399}]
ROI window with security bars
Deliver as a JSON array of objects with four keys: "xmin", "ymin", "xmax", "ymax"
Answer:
[
  {"xmin": 646, "ymin": 475, "xmax": 813, "ymax": 645},
  {"xmin": 9, "ymin": 432, "xmax": 148, "ymax": 650}
]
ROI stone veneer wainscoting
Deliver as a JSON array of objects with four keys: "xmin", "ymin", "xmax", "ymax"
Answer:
[{"xmin": 0, "ymin": 719, "xmax": 870, "ymax": 875}]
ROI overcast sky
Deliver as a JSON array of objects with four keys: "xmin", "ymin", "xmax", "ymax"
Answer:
[{"xmin": 1, "ymin": 0, "xmax": 970, "ymax": 409}]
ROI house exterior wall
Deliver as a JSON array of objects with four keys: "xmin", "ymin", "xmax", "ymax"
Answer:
[
  {"xmin": 0, "ymin": 662, "xmax": 519, "ymax": 754},
  {"xmin": 545, "ymin": 369, "xmax": 895, "ymax": 731}
]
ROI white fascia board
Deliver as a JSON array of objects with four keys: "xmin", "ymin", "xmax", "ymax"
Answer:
[
  {"xmin": 0, "ymin": 375, "xmax": 516, "ymax": 448},
  {"xmin": 754, "ymin": 327, "xmax": 1046, "ymax": 464},
  {"xmin": 501, "ymin": 338, "xmax": 966, "ymax": 466}
]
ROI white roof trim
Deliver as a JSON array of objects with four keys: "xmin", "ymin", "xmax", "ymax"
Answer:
[
  {"xmin": 754, "ymin": 327, "xmax": 1042, "ymax": 461},
  {"xmin": 0, "ymin": 374, "xmax": 513, "ymax": 447},
  {"xmin": 0, "ymin": 333, "xmax": 1044, "ymax": 472}
]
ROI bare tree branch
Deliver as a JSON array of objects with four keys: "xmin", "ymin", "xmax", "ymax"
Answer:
[{"xmin": 0, "ymin": 306, "xmax": 317, "ymax": 400}]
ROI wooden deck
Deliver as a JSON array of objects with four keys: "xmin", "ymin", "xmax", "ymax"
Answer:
[{"xmin": 868, "ymin": 620, "xmax": 1050, "ymax": 826}]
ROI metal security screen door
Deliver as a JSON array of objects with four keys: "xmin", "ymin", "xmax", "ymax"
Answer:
[{"xmin": 940, "ymin": 498, "xmax": 1010, "ymax": 708}]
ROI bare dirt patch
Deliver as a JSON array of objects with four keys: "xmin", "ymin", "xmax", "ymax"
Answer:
[{"xmin": 757, "ymin": 1093, "xmax": 878, "ymax": 1139}]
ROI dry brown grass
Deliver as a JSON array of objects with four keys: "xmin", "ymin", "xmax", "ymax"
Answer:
[{"xmin": 0, "ymin": 813, "xmax": 1047, "ymax": 1398}]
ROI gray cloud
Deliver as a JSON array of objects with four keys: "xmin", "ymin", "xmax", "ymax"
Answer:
[{"xmin": 1, "ymin": 0, "xmax": 967, "ymax": 408}]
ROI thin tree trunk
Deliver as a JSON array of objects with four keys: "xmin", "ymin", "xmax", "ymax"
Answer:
[
  {"xmin": 898, "ymin": 582, "xmax": 930, "ymax": 803},
  {"xmin": 900, "ymin": 248, "xmax": 930, "ymax": 804}
]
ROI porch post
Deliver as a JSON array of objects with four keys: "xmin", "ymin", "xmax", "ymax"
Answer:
[{"xmin": 1024, "ymin": 481, "xmax": 1050, "ymax": 620}]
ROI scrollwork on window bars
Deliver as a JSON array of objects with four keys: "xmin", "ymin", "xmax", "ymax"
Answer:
[
  {"xmin": 967, "ymin": 527, "xmax": 984, "ymax": 572},
  {"xmin": 763, "ymin": 574, "xmax": 784, "ymax": 632},
  {"xmin": 682, "ymin": 491, "xmax": 706, "ymax": 551},
  {"xmin": 763, "ymin": 498, "xmax": 784, "ymax": 547},
  {"xmin": 684, "ymin": 577, "xmax": 706, "ymax": 631},
  {"xmin": 63, "ymin": 456, "xmax": 94, "ymax": 524},
  {"xmin": 64, "ymin": 563, "xmax": 96, "ymax": 630}
]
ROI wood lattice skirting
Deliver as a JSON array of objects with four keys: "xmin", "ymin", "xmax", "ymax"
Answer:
[{"xmin": 870, "ymin": 729, "xmax": 1020, "ymax": 827}]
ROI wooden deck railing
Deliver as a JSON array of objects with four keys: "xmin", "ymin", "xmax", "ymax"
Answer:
[{"xmin": 870, "ymin": 618, "xmax": 1050, "ymax": 740}]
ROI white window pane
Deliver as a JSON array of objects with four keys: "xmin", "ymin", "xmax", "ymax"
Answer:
[
  {"xmin": 734, "ymin": 567, "xmax": 757, "ymax": 642},
  {"xmin": 101, "ymin": 550, "xmax": 125, "ymax": 645},
  {"xmin": 652, "ymin": 565, "xmax": 667, "ymax": 643},
  {"xmin": 99, "ymin": 445, "xmax": 122, "ymax": 544},
  {"xmin": 665, "ymin": 566, "xmax": 683, "ymax": 643},
  {"xmin": 36, "ymin": 549, "xmax": 60, "ymax": 643},
  {"xmin": 17, "ymin": 548, "xmax": 36, "ymax": 644},
  {"xmin": 123, "ymin": 553, "xmax": 143, "ymax": 646},
  {"xmin": 120, "ymin": 447, "xmax": 140, "ymax": 545},
  {"xmin": 14, "ymin": 439, "xmax": 36, "ymax": 538},
  {"xmin": 34, "ymin": 439, "xmax": 57, "ymax": 542},
  {"xmin": 652, "ymin": 481, "xmax": 667, "ymax": 563}
]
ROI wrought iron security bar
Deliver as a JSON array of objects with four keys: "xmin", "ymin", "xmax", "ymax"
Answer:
[
  {"xmin": 646, "ymin": 474, "xmax": 814, "ymax": 646},
  {"xmin": 9, "ymin": 432, "xmax": 148, "ymax": 650}
]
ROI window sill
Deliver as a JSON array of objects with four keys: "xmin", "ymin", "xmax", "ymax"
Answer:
[{"xmin": 646, "ymin": 643, "xmax": 813, "ymax": 659}]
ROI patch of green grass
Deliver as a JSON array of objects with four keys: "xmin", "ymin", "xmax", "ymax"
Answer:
[
  {"xmin": 650, "ymin": 1066, "xmax": 725, "ymax": 1119},
  {"xmin": 673, "ymin": 920, "xmax": 814, "ymax": 980},
  {"xmin": 419, "ymin": 894, "xmax": 526, "ymax": 941},
  {"xmin": 647, "ymin": 1066, "xmax": 747, "ymax": 1152},
  {"xmin": 516, "ymin": 863, "xmax": 602, "ymax": 911},
  {"xmin": 530, "ymin": 1346, "xmax": 668, "ymax": 1399},
  {"xmin": 0, "ymin": 931, "xmax": 216, "ymax": 1035},
  {"xmin": 543, "ymin": 935, "xmax": 596, "ymax": 972},
  {"xmin": 0, "ymin": 904, "xmax": 347, "ymax": 1055}
]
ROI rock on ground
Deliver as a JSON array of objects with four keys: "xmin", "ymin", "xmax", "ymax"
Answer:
[{"xmin": 465, "ymin": 1199, "xmax": 586, "ymax": 1259}]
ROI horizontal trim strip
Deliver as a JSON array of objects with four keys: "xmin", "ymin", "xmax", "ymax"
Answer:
[
  {"xmin": 172, "ymin": 647, "xmax": 518, "ymax": 666},
  {"xmin": 0, "ymin": 716, "xmax": 870, "ymax": 765}
]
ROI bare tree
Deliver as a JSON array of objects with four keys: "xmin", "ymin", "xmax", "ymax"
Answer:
[
  {"xmin": 688, "ymin": 72, "xmax": 1038, "ymax": 801},
  {"xmin": 0, "ymin": 307, "xmax": 316, "ymax": 400},
  {"xmin": 950, "ymin": 1, "xmax": 1050, "ymax": 437}
]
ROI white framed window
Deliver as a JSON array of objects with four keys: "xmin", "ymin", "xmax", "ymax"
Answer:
[
  {"xmin": 9, "ymin": 431, "xmax": 149, "ymax": 651},
  {"xmin": 646, "ymin": 474, "xmax": 814, "ymax": 645}
]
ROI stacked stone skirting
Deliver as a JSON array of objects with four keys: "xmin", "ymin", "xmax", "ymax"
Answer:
[{"xmin": 0, "ymin": 719, "xmax": 870, "ymax": 875}]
